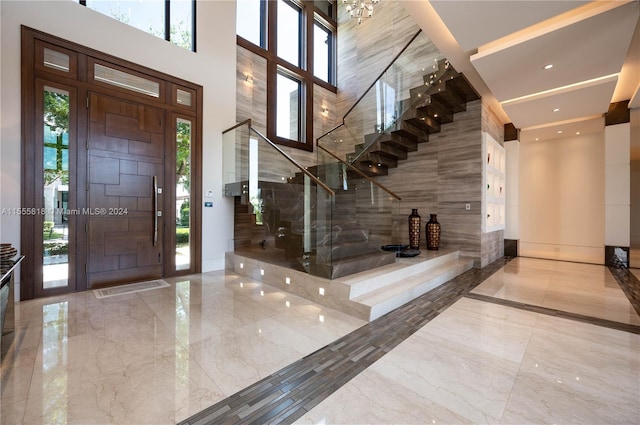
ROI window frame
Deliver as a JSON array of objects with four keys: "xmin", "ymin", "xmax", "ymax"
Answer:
[
  {"xmin": 237, "ymin": 0, "xmax": 337, "ymax": 152},
  {"xmin": 78, "ymin": 0, "xmax": 196, "ymax": 52}
]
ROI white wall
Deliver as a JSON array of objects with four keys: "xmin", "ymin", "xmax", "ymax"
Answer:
[
  {"xmin": 604, "ymin": 122, "xmax": 631, "ymax": 248},
  {"xmin": 504, "ymin": 140, "xmax": 519, "ymax": 240},
  {"xmin": 519, "ymin": 132, "xmax": 605, "ymax": 264},
  {"xmin": 631, "ymin": 108, "xmax": 640, "ymax": 267},
  {"xmin": 0, "ymin": 1, "xmax": 237, "ymax": 294}
]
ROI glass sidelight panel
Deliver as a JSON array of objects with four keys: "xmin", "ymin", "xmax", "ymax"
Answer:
[
  {"xmin": 43, "ymin": 86, "xmax": 70, "ymax": 289},
  {"xmin": 176, "ymin": 118, "xmax": 192, "ymax": 271}
]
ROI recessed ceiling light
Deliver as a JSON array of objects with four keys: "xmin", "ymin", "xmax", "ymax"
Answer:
[
  {"xmin": 535, "ymin": 138, "xmax": 539, "ymax": 141},
  {"xmin": 553, "ymin": 108, "xmax": 560, "ymax": 112},
  {"xmin": 544, "ymin": 64, "xmax": 554, "ymax": 70},
  {"xmin": 576, "ymin": 131, "xmax": 580, "ymax": 135},
  {"xmin": 557, "ymin": 130, "xmax": 563, "ymax": 134}
]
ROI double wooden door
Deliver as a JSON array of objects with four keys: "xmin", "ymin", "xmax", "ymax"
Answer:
[{"xmin": 86, "ymin": 92, "xmax": 164, "ymax": 287}]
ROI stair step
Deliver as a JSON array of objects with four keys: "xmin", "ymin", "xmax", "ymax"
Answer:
[
  {"xmin": 354, "ymin": 154, "xmax": 398, "ymax": 169},
  {"xmin": 353, "ymin": 257, "xmax": 474, "ymax": 320},
  {"xmin": 375, "ymin": 133, "xmax": 417, "ymax": 152},
  {"xmin": 446, "ymin": 73, "xmax": 481, "ymax": 103},
  {"xmin": 358, "ymin": 140, "xmax": 408, "ymax": 160},
  {"xmin": 352, "ymin": 162, "xmax": 388, "ymax": 177},
  {"xmin": 404, "ymin": 115, "xmax": 441, "ymax": 134},
  {"xmin": 430, "ymin": 80, "xmax": 466, "ymax": 113},
  {"xmin": 392, "ymin": 120, "xmax": 432, "ymax": 141},
  {"xmin": 341, "ymin": 250, "xmax": 460, "ymax": 298}
]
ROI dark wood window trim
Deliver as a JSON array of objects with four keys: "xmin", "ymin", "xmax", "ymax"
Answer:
[
  {"xmin": 21, "ymin": 26, "xmax": 203, "ymax": 300},
  {"xmin": 237, "ymin": 0, "xmax": 337, "ymax": 152}
]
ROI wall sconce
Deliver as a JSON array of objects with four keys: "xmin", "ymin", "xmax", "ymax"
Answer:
[
  {"xmin": 245, "ymin": 74, "xmax": 254, "ymax": 85},
  {"xmin": 321, "ymin": 106, "xmax": 329, "ymax": 116}
]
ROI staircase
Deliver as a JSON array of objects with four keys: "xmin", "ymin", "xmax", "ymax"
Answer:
[{"xmin": 346, "ymin": 59, "xmax": 480, "ymax": 177}]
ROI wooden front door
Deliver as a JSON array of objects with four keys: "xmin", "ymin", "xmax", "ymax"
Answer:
[{"xmin": 87, "ymin": 92, "xmax": 165, "ymax": 288}]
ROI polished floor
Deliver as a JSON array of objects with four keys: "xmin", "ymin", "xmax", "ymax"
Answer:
[{"xmin": 2, "ymin": 257, "xmax": 639, "ymax": 424}]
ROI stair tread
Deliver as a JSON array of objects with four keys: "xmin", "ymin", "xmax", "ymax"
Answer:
[
  {"xmin": 338, "ymin": 249, "xmax": 460, "ymax": 284},
  {"xmin": 353, "ymin": 258, "xmax": 473, "ymax": 305}
]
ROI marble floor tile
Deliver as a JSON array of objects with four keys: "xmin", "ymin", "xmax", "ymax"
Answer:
[
  {"xmin": 297, "ymin": 296, "xmax": 639, "ymax": 425},
  {"xmin": 1, "ymin": 270, "xmax": 365, "ymax": 425},
  {"xmin": 471, "ymin": 271, "xmax": 551, "ymax": 305},
  {"xmin": 188, "ymin": 316, "xmax": 325, "ymax": 397},
  {"xmin": 366, "ymin": 314, "xmax": 526, "ymax": 423},
  {"xmin": 500, "ymin": 315, "xmax": 640, "ymax": 425},
  {"xmin": 473, "ymin": 257, "xmax": 640, "ymax": 326},
  {"xmin": 294, "ymin": 366, "xmax": 473, "ymax": 425},
  {"xmin": 4, "ymin": 257, "xmax": 640, "ymax": 425}
]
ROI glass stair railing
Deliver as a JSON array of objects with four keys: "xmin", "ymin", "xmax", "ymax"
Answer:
[
  {"xmin": 222, "ymin": 120, "xmax": 399, "ymax": 279},
  {"xmin": 318, "ymin": 29, "xmax": 480, "ymax": 177}
]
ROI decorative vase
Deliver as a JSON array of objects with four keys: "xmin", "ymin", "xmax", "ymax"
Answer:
[
  {"xmin": 408, "ymin": 209, "xmax": 421, "ymax": 249},
  {"xmin": 426, "ymin": 214, "xmax": 441, "ymax": 250}
]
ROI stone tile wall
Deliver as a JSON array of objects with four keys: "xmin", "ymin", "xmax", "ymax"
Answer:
[{"xmin": 233, "ymin": 1, "xmax": 505, "ymax": 267}]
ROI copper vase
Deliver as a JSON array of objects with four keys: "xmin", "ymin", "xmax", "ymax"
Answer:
[
  {"xmin": 408, "ymin": 209, "xmax": 421, "ymax": 249},
  {"xmin": 426, "ymin": 214, "xmax": 441, "ymax": 250}
]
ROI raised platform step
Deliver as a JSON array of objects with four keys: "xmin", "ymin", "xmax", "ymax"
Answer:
[
  {"xmin": 339, "ymin": 249, "xmax": 461, "ymax": 298},
  {"xmin": 336, "ymin": 249, "xmax": 474, "ymax": 321},
  {"xmin": 354, "ymin": 257, "xmax": 474, "ymax": 320},
  {"xmin": 226, "ymin": 249, "xmax": 474, "ymax": 322}
]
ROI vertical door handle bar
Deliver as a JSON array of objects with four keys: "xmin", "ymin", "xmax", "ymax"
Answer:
[{"xmin": 153, "ymin": 175, "xmax": 158, "ymax": 246}]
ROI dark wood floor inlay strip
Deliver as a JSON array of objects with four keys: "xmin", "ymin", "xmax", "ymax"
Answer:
[
  {"xmin": 179, "ymin": 258, "xmax": 511, "ymax": 425},
  {"xmin": 608, "ymin": 264, "xmax": 640, "ymax": 318},
  {"xmin": 464, "ymin": 292, "xmax": 640, "ymax": 335}
]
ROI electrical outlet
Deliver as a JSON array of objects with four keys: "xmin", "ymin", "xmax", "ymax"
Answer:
[{"xmin": 465, "ymin": 204, "xmax": 471, "ymax": 211}]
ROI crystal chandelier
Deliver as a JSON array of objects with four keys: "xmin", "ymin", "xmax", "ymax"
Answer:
[{"xmin": 343, "ymin": 0, "xmax": 380, "ymax": 25}]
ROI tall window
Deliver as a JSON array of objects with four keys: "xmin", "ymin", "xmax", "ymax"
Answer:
[
  {"xmin": 277, "ymin": 0, "xmax": 301, "ymax": 67},
  {"xmin": 237, "ymin": 0, "xmax": 265, "ymax": 47},
  {"xmin": 77, "ymin": 0, "xmax": 196, "ymax": 51},
  {"xmin": 313, "ymin": 22, "xmax": 332, "ymax": 83},
  {"xmin": 237, "ymin": 0, "xmax": 337, "ymax": 151}
]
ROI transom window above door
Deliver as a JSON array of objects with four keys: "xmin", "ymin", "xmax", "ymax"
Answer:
[{"xmin": 74, "ymin": 0, "xmax": 196, "ymax": 51}]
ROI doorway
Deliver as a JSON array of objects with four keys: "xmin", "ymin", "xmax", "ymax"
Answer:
[
  {"xmin": 21, "ymin": 27, "xmax": 202, "ymax": 299},
  {"xmin": 86, "ymin": 92, "xmax": 165, "ymax": 287}
]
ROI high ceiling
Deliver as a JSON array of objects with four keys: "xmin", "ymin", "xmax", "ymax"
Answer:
[{"xmin": 402, "ymin": 0, "xmax": 640, "ymax": 143}]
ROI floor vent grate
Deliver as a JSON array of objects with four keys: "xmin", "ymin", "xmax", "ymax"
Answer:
[{"xmin": 93, "ymin": 279, "xmax": 170, "ymax": 299}]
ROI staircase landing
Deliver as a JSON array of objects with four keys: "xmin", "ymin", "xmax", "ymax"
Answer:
[{"xmin": 226, "ymin": 249, "xmax": 474, "ymax": 321}]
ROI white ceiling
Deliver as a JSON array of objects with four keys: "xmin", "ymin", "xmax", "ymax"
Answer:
[{"xmin": 402, "ymin": 0, "xmax": 640, "ymax": 143}]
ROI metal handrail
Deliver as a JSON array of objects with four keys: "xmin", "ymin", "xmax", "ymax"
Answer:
[
  {"xmin": 223, "ymin": 119, "xmax": 335, "ymax": 195},
  {"xmin": 343, "ymin": 29, "xmax": 423, "ymax": 119},
  {"xmin": 317, "ymin": 145, "xmax": 401, "ymax": 201},
  {"xmin": 247, "ymin": 127, "xmax": 335, "ymax": 196},
  {"xmin": 316, "ymin": 29, "xmax": 423, "ymax": 142},
  {"xmin": 222, "ymin": 118, "xmax": 252, "ymax": 134}
]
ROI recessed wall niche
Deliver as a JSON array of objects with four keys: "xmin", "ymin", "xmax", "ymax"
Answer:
[{"xmin": 483, "ymin": 132, "xmax": 506, "ymax": 233}]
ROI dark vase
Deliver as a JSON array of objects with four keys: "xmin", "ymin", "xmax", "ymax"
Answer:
[
  {"xmin": 426, "ymin": 214, "xmax": 441, "ymax": 250},
  {"xmin": 408, "ymin": 209, "xmax": 421, "ymax": 249}
]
